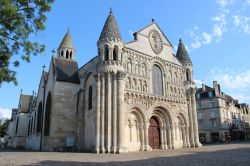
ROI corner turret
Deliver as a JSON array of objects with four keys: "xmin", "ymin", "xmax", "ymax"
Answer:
[{"xmin": 57, "ymin": 30, "xmax": 76, "ymax": 61}]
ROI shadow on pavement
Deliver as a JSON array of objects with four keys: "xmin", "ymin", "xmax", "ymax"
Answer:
[{"xmin": 18, "ymin": 147, "xmax": 250, "ymax": 166}]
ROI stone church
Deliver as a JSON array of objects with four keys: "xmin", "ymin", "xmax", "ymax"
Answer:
[{"xmin": 8, "ymin": 11, "xmax": 201, "ymax": 153}]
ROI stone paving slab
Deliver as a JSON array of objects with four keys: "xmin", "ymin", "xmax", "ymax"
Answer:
[{"xmin": 0, "ymin": 143, "xmax": 250, "ymax": 166}]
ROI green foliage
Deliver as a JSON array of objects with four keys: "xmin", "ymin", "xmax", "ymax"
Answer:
[
  {"xmin": 0, "ymin": 120, "xmax": 9, "ymax": 137},
  {"xmin": 0, "ymin": 0, "xmax": 55, "ymax": 86}
]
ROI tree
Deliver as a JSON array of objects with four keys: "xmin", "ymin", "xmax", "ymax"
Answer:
[
  {"xmin": 0, "ymin": 120, "xmax": 9, "ymax": 137},
  {"xmin": 0, "ymin": 0, "xmax": 54, "ymax": 86}
]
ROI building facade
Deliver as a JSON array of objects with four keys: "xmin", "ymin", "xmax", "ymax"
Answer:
[
  {"xmin": 7, "ymin": 11, "xmax": 201, "ymax": 153},
  {"xmin": 196, "ymin": 81, "xmax": 250, "ymax": 143}
]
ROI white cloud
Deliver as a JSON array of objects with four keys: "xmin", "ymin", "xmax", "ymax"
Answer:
[
  {"xmin": 232, "ymin": 15, "xmax": 250, "ymax": 34},
  {"xmin": 206, "ymin": 68, "xmax": 250, "ymax": 103},
  {"xmin": 215, "ymin": 0, "xmax": 234, "ymax": 8},
  {"xmin": 191, "ymin": 40, "xmax": 201, "ymax": 49},
  {"xmin": 202, "ymin": 32, "xmax": 213, "ymax": 44},
  {"xmin": 0, "ymin": 108, "xmax": 12, "ymax": 119},
  {"xmin": 188, "ymin": 0, "xmax": 250, "ymax": 50}
]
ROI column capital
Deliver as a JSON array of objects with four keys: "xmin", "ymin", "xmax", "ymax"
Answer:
[{"xmin": 117, "ymin": 71, "xmax": 126, "ymax": 80}]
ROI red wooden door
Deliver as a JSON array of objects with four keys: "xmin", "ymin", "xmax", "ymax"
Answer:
[{"xmin": 149, "ymin": 117, "xmax": 160, "ymax": 149}]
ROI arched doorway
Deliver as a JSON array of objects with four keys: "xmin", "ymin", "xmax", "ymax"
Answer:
[{"xmin": 148, "ymin": 116, "xmax": 161, "ymax": 149}]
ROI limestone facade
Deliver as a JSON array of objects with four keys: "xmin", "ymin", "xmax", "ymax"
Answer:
[
  {"xmin": 7, "ymin": 11, "xmax": 201, "ymax": 153},
  {"xmin": 196, "ymin": 81, "xmax": 250, "ymax": 143}
]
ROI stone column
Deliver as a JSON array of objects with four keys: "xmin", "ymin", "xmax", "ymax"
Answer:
[
  {"xmin": 100, "ymin": 75, "xmax": 105, "ymax": 153},
  {"xmin": 106, "ymin": 73, "xmax": 112, "ymax": 153},
  {"xmin": 163, "ymin": 126, "xmax": 167, "ymax": 150},
  {"xmin": 140, "ymin": 124, "xmax": 144, "ymax": 151},
  {"xmin": 188, "ymin": 91, "xmax": 195, "ymax": 147},
  {"xmin": 160, "ymin": 126, "xmax": 164, "ymax": 149},
  {"xmin": 117, "ymin": 71, "xmax": 127, "ymax": 153},
  {"xmin": 144, "ymin": 122, "xmax": 151, "ymax": 151},
  {"xmin": 182, "ymin": 125, "xmax": 187, "ymax": 148},
  {"xmin": 94, "ymin": 74, "xmax": 101, "ymax": 153},
  {"xmin": 191, "ymin": 88, "xmax": 202, "ymax": 147},
  {"xmin": 171, "ymin": 124, "xmax": 175, "ymax": 149},
  {"xmin": 186, "ymin": 125, "xmax": 190, "ymax": 148},
  {"xmin": 167, "ymin": 124, "xmax": 171, "ymax": 149},
  {"xmin": 111, "ymin": 74, "xmax": 117, "ymax": 153}
]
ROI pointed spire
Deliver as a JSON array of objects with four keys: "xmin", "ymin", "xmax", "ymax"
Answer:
[
  {"xmin": 99, "ymin": 9, "xmax": 122, "ymax": 41},
  {"xmin": 58, "ymin": 30, "xmax": 75, "ymax": 50},
  {"xmin": 176, "ymin": 38, "xmax": 192, "ymax": 65}
]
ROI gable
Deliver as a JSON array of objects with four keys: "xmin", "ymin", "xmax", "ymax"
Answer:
[{"xmin": 125, "ymin": 22, "xmax": 182, "ymax": 66}]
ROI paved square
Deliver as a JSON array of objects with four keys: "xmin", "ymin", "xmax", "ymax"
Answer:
[{"xmin": 0, "ymin": 143, "xmax": 249, "ymax": 166}]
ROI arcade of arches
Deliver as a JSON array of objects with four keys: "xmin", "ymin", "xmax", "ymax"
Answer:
[{"xmin": 126, "ymin": 107, "xmax": 189, "ymax": 152}]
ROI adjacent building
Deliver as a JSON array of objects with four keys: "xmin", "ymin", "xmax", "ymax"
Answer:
[
  {"xmin": 196, "ymin": 81, "xmax": 250, "ymax": 143},
  {"xmin": 6, "ymin": 11, "xmax": 201, "ymax": 153}
]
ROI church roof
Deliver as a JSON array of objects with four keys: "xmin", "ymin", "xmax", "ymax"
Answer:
[
  {"xmin": 176, "ymin": 39, "xmax": 192, "ymax": 65},
  {"xmin": 58, "ymin": 31, "xmax": 75, "ymax": 50},
  {"xmin": 19, "ymin": 95, "xmax": 33, "ymax": 113},
  {"xmin": 53, "ymin": 58, "xmax": 80, "ymax": 84},
  {"xmin": 99, "ymin": 11, "xmax": 122, "ymax": 41}
]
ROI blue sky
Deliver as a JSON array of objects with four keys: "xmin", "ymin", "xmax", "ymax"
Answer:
[{"xmin": 1, "ymin": 0, "xmax": 250, "ymax": 118}]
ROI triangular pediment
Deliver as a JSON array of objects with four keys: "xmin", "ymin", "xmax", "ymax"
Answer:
[{"xmin": 125, "ymin": 22, "xmax": 182, "ymax": 65}]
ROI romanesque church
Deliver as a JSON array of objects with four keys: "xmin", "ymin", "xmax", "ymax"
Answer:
[{"xmin": 7, "ymin": 11, "xmax": 201, "ymax": 153}]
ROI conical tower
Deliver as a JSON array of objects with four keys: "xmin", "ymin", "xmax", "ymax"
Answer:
[
  {"xmin": 176, "ymin": 39, "xmax": 193, "ymax": 82},
  {"xmin": 57, "ymin": 30, "xmax": 76, "ymax": 60},
  {"xmin": 97, "ymin": 9, "xmax": 124, "ymax": 68}
]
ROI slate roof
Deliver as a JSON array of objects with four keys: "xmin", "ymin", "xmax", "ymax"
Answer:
[
  {"xmin": 53, "ymin": 58, "xmax": 80, "ymax": 84},
  {"xmin": 19, "ymin": 95, "xmax": 33, "ymax": 113},
  {"xmin": 58, "ymin": 31, "xmax": 75, "ymax": 50},
  {"xmin": 99, "ymin": 11, "xmax": 122, "ymax": 41},
  {"xmin": 176, "ymin": 39, "xmax": 192, "ymax": 65}
]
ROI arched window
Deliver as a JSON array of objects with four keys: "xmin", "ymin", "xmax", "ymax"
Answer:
[
  {"xmin": 186, "ymin": 69, "xmax": 191, "ymax": 81},
  {"xmin": 88, "ymin": 86, "xmax": 93, "ymax": 110},
  {"xmin": 44, "ymin": 92, "xmax": 51, "ymax": 136},
  {"xmin": 152, "ymin": 65, "xmax": 163, "ymax": 96},
  {"xmin": 36, "ymin": 102, "xmax": 42, "ymax": 132},
  {"xmin": 105, "ymin": 46, "xmax": 109, "ymax": 61},
  {"xmin": 113, "ymin": 45, "xmax": 118, "ymax": 61},
  {"xmin": 61, "ymin": 50, "xmax": 64, "ymax": 57},
  {"xmin": 70, "ymin": 51, "xmax": 73, "ymax": 59},
  {"xmin": 66, "ymin": 50, "xmax": 69, "ymax": 59}
]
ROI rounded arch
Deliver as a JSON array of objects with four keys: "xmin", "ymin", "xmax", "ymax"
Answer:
[
  {"xmin": 36, "ymin": 101, "xmax": 43, "ymax": 132},
  {"xmin": 129, "ymin": 107, "xmax": 146, "ymax": 124},
  {"xmin": 66, "ymin": 50, "xmax": 69, "ymax": 59},
  {"xmin": 186, "ymin": 68, "xmax": 191, "ymax": 81},
  {"xmin": 104, "ymin": 44, "xmax": 109, "ymax": 61},
  {"xmin": 127, "ymin": 107, "xmax": 145, "ymax": 152},
  {"xmin": 60, "ymin": 50, "xmax": 64, "ymax": 57},
  {"xmin": 152, "ymin": 64, "xmax": 164, "ymax": 96},
  {"xmin": 44, "ymin": 92, "xmax": 52, "ymax": 136},
  {"xmin": 113, "ymin": 45, "xmax": 119, "ymax": 61}
]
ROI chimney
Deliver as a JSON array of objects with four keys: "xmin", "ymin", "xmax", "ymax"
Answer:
[
  {"xmin": 213, "ymin": 81, "xmax": 220, "ymax": 96},
  {"xmin": 202, "ymin": 84, "xmax": 205, "ymax": 92}
]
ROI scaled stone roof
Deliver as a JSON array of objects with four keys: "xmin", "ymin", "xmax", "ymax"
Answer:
[
  {"xmin": 176, "ymin": 39, "xmax": 192, "ymax": 65},
  {"xmin": 99, "ymin": 11, "xmax": 122, "ymax": 41},
  {"xmin": 53, "ymin": 58, "xmax": 80, "ymax": 84},
  {"xmin": 58, "ymin": 31, "xmax": 75, "ymax": 50}
]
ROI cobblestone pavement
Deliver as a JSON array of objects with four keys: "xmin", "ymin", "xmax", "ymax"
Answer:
[{"xmin": 0, "ymin": 143, "xmax": 250, "ymax": 166}]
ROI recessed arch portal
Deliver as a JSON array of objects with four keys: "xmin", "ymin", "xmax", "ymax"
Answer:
[{"xmin": 148, "ymin": 116, "xmax": 161, "ymax": 149}]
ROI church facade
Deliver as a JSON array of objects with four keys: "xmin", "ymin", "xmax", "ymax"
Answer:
[{"xmin": 8, "ymin": 11, "xmax": 201, "ymax": 153}]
